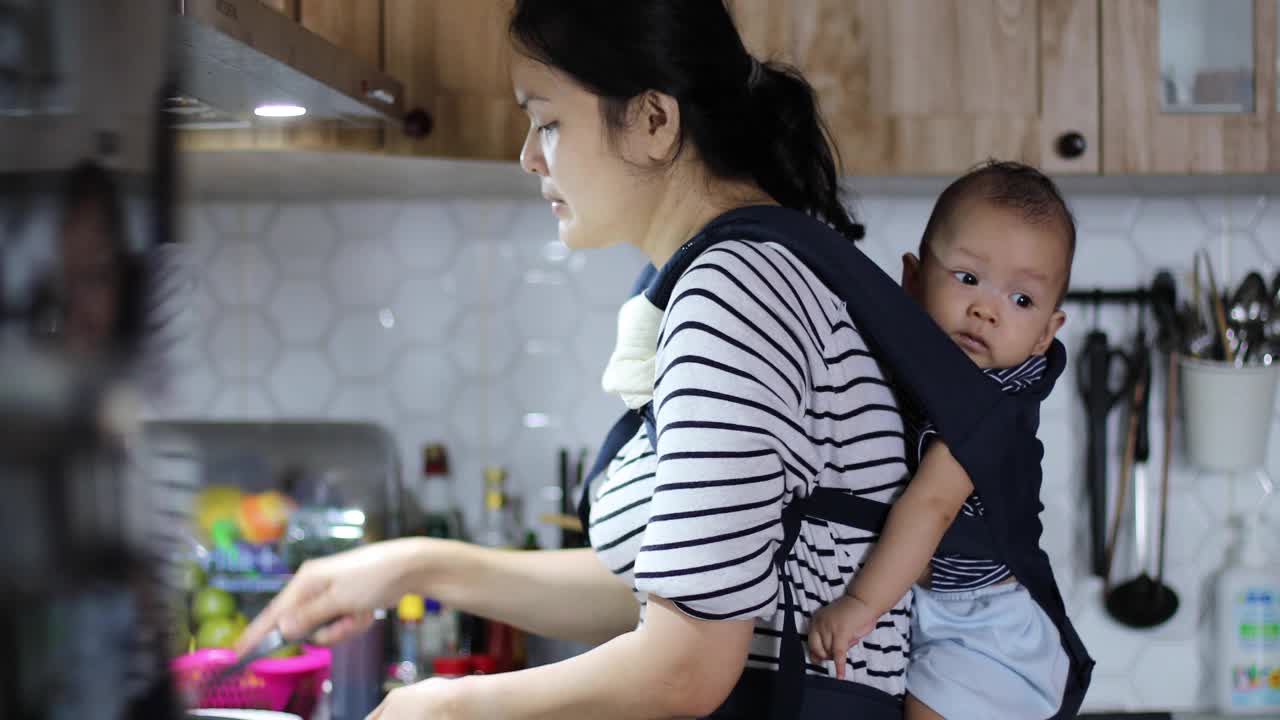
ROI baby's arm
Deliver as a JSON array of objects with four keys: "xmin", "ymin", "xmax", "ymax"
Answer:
[{"xmin": 809, "ymin": 441, "xmax": 974, "ymax": 676}]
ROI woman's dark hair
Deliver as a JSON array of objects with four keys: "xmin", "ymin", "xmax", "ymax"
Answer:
[
  {"xmin": 509, "ymin": 0, "xmax": 864, "ymax": 241},
  {"xmin": 59, "ymin": 160, "xmax": 145, "ymax": 354}
]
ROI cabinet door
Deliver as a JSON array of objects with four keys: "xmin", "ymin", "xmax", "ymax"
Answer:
[
  {"xmin": 729, "ymin": 0, "xmax": 1099, "ymax": 175},
  {"xmin": 257, "ymin": 0, "xmax": 298, "ymax": 19},
  {"xmin": 382, "ymin": 0, "xmax": 527, "ymax": 161},
  {"xmin": 1102, "ymin": 0, "xmax": 1274, "ymax": 173},
  {"xmin": 297, "ymin": 0, "xmax": 381, "ymax": 69}
]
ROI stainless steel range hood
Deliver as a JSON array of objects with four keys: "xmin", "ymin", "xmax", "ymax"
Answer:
[{"xmin": 169, "ymin": 0, "xmax": 404, "ymax": 129}]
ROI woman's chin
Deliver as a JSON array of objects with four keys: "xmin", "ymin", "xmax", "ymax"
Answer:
[{"xmin": 558, "ymin": 222, "xmax": 600, "ymax": 251}]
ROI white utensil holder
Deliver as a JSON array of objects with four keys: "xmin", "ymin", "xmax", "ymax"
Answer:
[{"xmin": 1179, "ymin": 357, "xmax": 1279, "ymax": 472}]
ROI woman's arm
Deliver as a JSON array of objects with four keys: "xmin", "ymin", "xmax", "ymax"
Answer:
[
  {"xmin": 426, "ymin": 543, "xmax": 640, "ymax": 645},
  {"xmin": 373, "ymin": 597, "xmax": 754, "ymax": 720},
  {"xmin": 239, "ymin": 539, "xmax": 639, "ymax": 653}
]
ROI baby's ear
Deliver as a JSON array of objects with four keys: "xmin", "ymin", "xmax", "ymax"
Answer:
[
  {"xmin": 1033, "ymin": 309, "xmax": 1067, "ymax": 355},
  {"xmin": 901, "ymin": 253, "xmax": 922, "ymax": 294}
]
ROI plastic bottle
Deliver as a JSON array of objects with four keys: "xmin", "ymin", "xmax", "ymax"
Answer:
[
  {"xmin": 1216, "ymin": 513, "xmax": 1280, "ymax": 715},
  {"xmin": 386, "ymin": 594, "xmax": 424, "ymax": 690},
  {"xmin": 417, "ymin": 444, "xmax": 464, "ymax": 540},
  {"xmin": 419, "ymin": 598, "xmax": 448, "ymax": 669},
  {"xmin": 474, "ymin": 467, "xmax": 522, "ymax": 670}
]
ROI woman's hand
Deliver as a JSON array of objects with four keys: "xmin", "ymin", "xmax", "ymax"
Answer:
[
  {"xmin": 367, "ymin": 677, "xmax": 482, "ymax": 720},
  {"xmin": 236, "ymin": 538, "xmax": 433, "ymax": 653}
]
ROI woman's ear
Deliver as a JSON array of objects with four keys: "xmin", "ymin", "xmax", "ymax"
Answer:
[{"xmin": 626, "ymin": 90, "xmax": 681, "ymax": 164}]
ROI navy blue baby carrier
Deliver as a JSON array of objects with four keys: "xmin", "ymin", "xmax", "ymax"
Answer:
[{"xmin": 580, "ymin": 206, "xmax": 1093, "ymax": 719}]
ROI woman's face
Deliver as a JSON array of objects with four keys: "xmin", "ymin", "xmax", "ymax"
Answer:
[
  {"xmin": 512, "ymin": 54, "xmax": 653, "ymax": 251},
  {"xmin": 58, "ymin": 202, "xmax": 121, "ymax": 356}
]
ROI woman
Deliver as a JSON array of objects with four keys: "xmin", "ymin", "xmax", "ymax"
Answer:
[
  {"xmin": 29, "ymin": 161, "xmax": 144, "ymax": 358},
  {"xmin": 240, "ymin": 2, "xmax": 912, "ymax": 717}
]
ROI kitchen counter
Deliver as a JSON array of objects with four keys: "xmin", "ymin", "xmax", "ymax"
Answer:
[{"xmin": 1080, "ymin": 707, "xmax": 1280, "ymax": 712}]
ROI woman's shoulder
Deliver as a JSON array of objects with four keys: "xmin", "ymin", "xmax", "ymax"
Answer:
[{"xmin": 668, "ymin": 238, "xmax": 847, "ymax": 327}]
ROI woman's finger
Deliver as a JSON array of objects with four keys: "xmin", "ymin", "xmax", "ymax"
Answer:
[
  {"xmin": 281, "ymin": 585, "xmax": 347, "ymax": 640},
  {"xmin": 235, "ymin": 569, "xmax": 324, "ymax": 654},
  {"xmin": 310, "ymin": 610, "xmax": 374, "ymax": 646}
]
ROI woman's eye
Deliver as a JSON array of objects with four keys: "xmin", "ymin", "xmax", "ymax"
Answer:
[
  {"xmin": 952, "ymin": 271, "xmax": 978, "ymax": 286},
  {"xmin": 1012, "ymin": 293, "xmax": 1034, "ymax": 309},
  {"xmin": 536, "ymin": 121, "xmax": 559, "ymax": 136}
]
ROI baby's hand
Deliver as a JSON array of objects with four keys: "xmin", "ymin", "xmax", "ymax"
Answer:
[{"xmin": 807, "ymin": 595, "xmax": 879, "ymax": 679}]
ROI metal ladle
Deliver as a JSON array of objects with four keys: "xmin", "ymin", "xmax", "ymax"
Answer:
[{"xmin": 1104, "ymin": 325, "xmax": 1179, "ymax": 628}]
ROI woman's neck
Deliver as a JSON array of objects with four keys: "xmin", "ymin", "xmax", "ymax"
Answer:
[{"xmin": 632, "ymin": 171, "xmax": 776, "ymax": 269}]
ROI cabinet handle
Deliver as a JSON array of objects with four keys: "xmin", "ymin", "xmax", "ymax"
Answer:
[
  {"xmin": 1055, "ymin": 132, "xmax": 1087, "ymax": 160},
  {"xmin": 404, "ymin": 108, "xmax": 434, "ymax": 139}
]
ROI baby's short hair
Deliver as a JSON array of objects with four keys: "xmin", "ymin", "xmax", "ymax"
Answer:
[{"xmin": 920, "ymin": 160, "xmax": 1076, "ymax": 304}]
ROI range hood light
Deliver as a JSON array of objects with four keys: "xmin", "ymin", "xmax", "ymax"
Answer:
[{"xmin": 254, "ymin": 104, "xmax": 307, "ymax": 118}]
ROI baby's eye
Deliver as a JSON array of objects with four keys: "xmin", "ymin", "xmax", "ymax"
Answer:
[
  {"xmin": 1012, "ymin": 293, "xmax": 1034, "ymax": 309},
  {"xmin": 952, "ymin": 271, "xmax": 978, "ymax": 286},
  {"xmin": 536, "ymin": 121, "xmax": 559, "ymax": 136}
]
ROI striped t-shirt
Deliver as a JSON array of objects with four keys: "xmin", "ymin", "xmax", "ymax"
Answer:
[
  {"xmin": 907, "ymin": 354, "xmax": 1047, "ymax": 592},
  {"xmin": 589, "ymin": 239, "xmax": 912, "ymax": 696}
]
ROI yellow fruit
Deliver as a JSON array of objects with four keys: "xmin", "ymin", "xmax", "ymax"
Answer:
[
  {"xmin": 196, "ymin": 617, "xmax": 241, "ymax": 650},
  {"xmin": 194, "ymin": 487, "xmax": 243, "ymax": 537},
  {"xmin": 237, "ymin": 491, "xmax": 295, "ymax": 544},
  {"xmin": 179, "ymin": 561, "xmax": 207, "ymax": 592},
  {"xmin": 192, "ymin": 587, "xmax": 236, "ymax": 624}
]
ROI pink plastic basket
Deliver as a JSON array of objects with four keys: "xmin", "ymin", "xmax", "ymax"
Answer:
[{"xmin": 171, "ymin": 646, "xmax": 331, "ymax": 719}]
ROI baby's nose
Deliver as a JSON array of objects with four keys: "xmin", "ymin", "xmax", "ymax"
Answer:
[{"xmin": 969, "ymin": 304, "xmax": 997, "ymax": 324}]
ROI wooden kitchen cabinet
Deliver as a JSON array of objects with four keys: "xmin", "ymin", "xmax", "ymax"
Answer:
[
  {"xmin": 183, "ymin": 0, "xmax": 526, "ymax": 161},
  {"xmin": 297, "ymin": 0, "xmax": 382, "ymax": 70},
  {"xmin": 177, "ymin": 0, "xmax": 385, "ymax": 154},
  {"xmin": 727, "ymin": 0, "xmax": 1099, "ymax": 175},
  {"xmin": 192, "ymin": 0, "xmax": 1280, "ymax": 176},
  {"xmin": 381, "ymin": 0, "xmax": 527, "ymax": 161},
  {"xmin": 1101, "ymin": 0, "xmax": 1278, "ymax": 173},
  {"xmin": 257, "ymin": 0, "xmax": 298, "ymax": 19}
]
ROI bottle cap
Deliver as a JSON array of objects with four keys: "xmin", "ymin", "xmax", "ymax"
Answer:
[
  {"xmin": 398, "ymin": 594, "xmax": 424, "ymax": 621},
  {"xmin": 425, "ymin": 598, "xmax": 442, "ymax": 614},
  {"xmin": 484, "ymin": 466, "xmax": 506, "ymax": 486},
  {"xmin": 433, "ymin": 656, "xmax": 472, "ymax": 676}
]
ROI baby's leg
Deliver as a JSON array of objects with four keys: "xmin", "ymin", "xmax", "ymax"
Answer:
[{"xmin": 905, "ymin": 693, "xmax": 945, "ymax": 720}]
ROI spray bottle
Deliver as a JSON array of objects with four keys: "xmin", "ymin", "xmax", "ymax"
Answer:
[{"xmin": 1216, "ymin": 511, "xmax": 1280, "ymax": 714}]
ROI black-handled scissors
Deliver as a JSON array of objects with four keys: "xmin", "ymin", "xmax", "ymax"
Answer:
[{"xmin": 1077, "ymin": 329, "xmax": 1135, "ymax": 577}]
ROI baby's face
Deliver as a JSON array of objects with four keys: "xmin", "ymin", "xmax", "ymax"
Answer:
[{"xmin": 903, "ymin": 200, "xmax": 1069, "ymax": 369}]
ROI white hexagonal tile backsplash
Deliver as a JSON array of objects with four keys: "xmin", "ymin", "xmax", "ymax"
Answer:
[
  {"xmin": 268, "ymin": 279, "xmax": 334, "ymax": 345},
  {"xmin": 207, "ymin": 241, "xmax": 278, "ymax": 306},
  {"xmin": 155, "ymin": 191, "xmax": 1280, "ymax": 714},
  {"xmin": 266, "ymin": 204, "xmax": 338, "ymax": 277}
]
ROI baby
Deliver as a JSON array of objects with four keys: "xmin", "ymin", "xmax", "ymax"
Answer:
[{"xmin": 810, "ymin": 160, "xmax": 1075, "ymax": 720}]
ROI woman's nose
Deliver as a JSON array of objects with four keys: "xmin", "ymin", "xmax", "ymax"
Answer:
[{"xmin": 519, "ymin": 128, "xmax": 547, "ymax": 176}]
